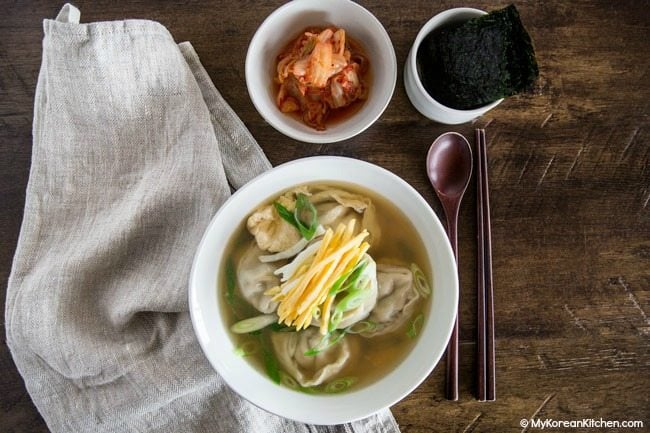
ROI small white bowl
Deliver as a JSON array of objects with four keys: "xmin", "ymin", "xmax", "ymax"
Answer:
[
  {"xmin": 404, "ymin": 8, "xmax": 503, "ymax": 124},
  {"xmin": 189, "ymin": 157, "xmax": 458, "ymax": 425},
  {"xmin": 245, "ymin": 0, "xmax": 397, "ymax": 143}
]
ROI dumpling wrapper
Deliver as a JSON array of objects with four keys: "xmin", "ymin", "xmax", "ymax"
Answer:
[
  {"xmin": 362, "ymin": 263, "xmax": 420, "ymax": 337},
  {"xmin": 309, "ymin": 187, "xmax": 381, "ymax": 246},
  {"xmin": 246, "ymin": 202, "xmax": 301, "ymax": 253},
  {"xmin": 270, "ymin": 327, "xmax": 351, "ymax": 387},
  {"xmin": 237, "ymin": 243, "xmax": 280, "ymax": 314}
]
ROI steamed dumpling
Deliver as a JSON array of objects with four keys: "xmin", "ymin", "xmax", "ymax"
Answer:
[
  {"xmin": 247, "ymin": 203, "xmax": 301, "ymax": 253},
  {"xmin": 237, "ymin": 243, "xmax": 280, "ymax": 314},
  {"xmin": 334, "ymin": 255, "xmax": 378, "ymax": 329},
  {"xmin": 246, "ymin": 185, "xmax": 381, "ymax": 253},
  {"xmin": 362, "ymin": 263, "xmax": 419, "ymax": 337},
  {"xmin": 309, "ymin": 186, "xmax": 381, "ymax": 245},
  {"xmin": 270, "ymin": 328, "xmax": 351, "ymax": 387}
]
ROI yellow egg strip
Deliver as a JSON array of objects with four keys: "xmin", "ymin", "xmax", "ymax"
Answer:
[
  {"xmin": 293, "ymin": 230, "xmax": 368, "ymax": 312},
  {"xmin": 320, "ymin": 294, "xmax": 336, "ymax": 334},
  {"xmin": 315, "ymin": 243, "xmax": 366, "ymax": 308},
  {"xmin": 280, "ymin": 225, "xmax": 345, "ymax": 312},
  {"xmin": 274, "ymin": 219, "xmax": 370, "ymax": 329},
  {"xmin": 295, "ymin": 231, "xmax": 354, "ymax": 312},
  {"xmin": 316, "ymin": 242, "xmax": 369, "ymax": 333},
  {"xmin": 276, "ymin": 228, "xmax": 335, "ymax": 321},
  {"xmin": 278, "ymin": 226, "xmax": 345, "ymax": 325},
  {"xmin": 264, "ymin": 286, "xmax": 281, "ymax": 296}
]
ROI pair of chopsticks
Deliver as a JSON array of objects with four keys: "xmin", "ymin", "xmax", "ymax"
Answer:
[{"xmin": 475, "ymin": 129, "xmax": 496, "ymax": 401}]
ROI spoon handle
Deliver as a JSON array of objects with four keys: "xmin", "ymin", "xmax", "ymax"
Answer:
[{"xmin": 444, "ymin": 208, "xmax": 459, "ymax": 401}]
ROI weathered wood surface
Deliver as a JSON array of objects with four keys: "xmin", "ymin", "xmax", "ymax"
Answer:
[{"xmin": 1, "ymin": 1, "xmax": 648, "ymax": 432}]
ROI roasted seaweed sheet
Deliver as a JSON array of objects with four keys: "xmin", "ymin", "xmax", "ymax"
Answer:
[{"xmin": 417, "ymin": 4, "xmax": 539, "ymax": 110}]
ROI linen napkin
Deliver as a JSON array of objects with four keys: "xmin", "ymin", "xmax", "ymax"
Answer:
[{"xmin": 5, "ymin": 4, "xmax": 400, "ymax": 433}]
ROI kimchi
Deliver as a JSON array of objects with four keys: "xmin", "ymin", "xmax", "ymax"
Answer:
[{"xmin": 275, "ymin": 27, "xmax": 369, "ymax": 130}]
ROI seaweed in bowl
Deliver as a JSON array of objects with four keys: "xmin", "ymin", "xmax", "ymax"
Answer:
[
  {"xmin": 221, "ymin": 183, "xmax": 432, "ymax": 394},
  {"xmin": 417, "ymin": 4, "xmax": 539, "ymax": 110}
]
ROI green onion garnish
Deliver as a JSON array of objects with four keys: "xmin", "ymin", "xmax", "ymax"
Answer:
[
  {"xmin": 233, "ymin": 340, "xmax": 258, "ymax": 357},
  {"xmin": 300, "ymin": 386, "xmax": 318, "ymax": 395},
  {"xmin": 304, "ymin": 329, "xmax": 347, "ymax": 356},
  {"xmin": 230, "ymin": 314, "xmax": 278, "ymax": 334},
  {"xmin": 273, "ymin": 201, "xmax": 296, "ymax": 227},
  {"xmin": 225, "ymin": 257, "xmax": 247, "ymax": 319},
  {"xmin": 225, "ymin": 258, "xmax": 237, "ymax": 305},
  {"xmin": 280, "ymin": 371, "xmax": 299, "ymax": 390},
  {"xmin": 329, "ymin": 259, "xmax": 368, "ymax": 296},
  {"xmin": 273, "ymin": 194, "xmax": 319, "ymax": 240},
  {"xmin": 327, "ymin": 259, "xmax": 371, "ymax": 332},
  {"xmin": 328, "ymin": 309, "xmax": 344, "ymax": 332},
  {"xmin": 411, "ymin": 263, "xmax": 431, "ymax": 298},
  {"xmin": 406, "ymin": 313, "xmax": 424, "ymax": 339},
  {"xmin": 324, "ymin": 377, "xmax": 357, "ymax": 393},
  {"xmin": 293, "ymin": 193, "xmax": 319, "ymax": 240},
  {"xmin": 261, "ymin": 338, "xmax": 281, "ymax": 384},
  {"xmin": 332, "ymin": 278, "xmax": 372, "ymax": 321},
  {"xmin": 347, "ymin": 320, "xmax": 377, "ymax": 334},
  {"xmin": 269, "ymin": 323, "xmax": 295, "ymax": 332}
]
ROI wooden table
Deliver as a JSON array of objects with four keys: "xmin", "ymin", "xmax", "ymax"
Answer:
[{"xmin": 2, "ymin": 1, "xmax": 648, "ymax": 431}]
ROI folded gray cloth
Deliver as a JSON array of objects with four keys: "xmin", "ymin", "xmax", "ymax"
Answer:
[{"xmin": 5, "ymin": 4, "xmax": 400, "ymax": 433}]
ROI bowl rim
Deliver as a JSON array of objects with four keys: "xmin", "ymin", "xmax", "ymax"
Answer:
[
  {"xmin": 408, "ymin": 7, "xmax": 503, "ymax": 115},
  {"xmin": 188, "ymin": 156, "xmax": 458, "ymax": 425},
  {"xmin": 245, "ymin": 0, "xmax": 397, "ymax": 143}
]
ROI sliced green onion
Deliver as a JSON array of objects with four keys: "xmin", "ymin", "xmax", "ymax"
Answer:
[
  {"xmin": 233, "ymin": 340, "xmax": 258, "ymax": 357},
  {"xmin": 225, "ymin": 258, "xmax": 237, "ymax": 309},
  {"xmin": 348, "ymin": 320, "xmax": 377, "ymax": 334},
  {"xmin": 261, "ymin": 339, "xmax": 281, "ymax": 384},
  {"xmin": 269, "ymin": 323, "xmax": 295, "ymax": 332},
  {"xmin": 329, "ymin": 270, "xmax": 352, "ymax": 296},
  {"xmin": 312, "ymin": 306, "xmax": 321, "ymax": 320},
  {"xmin": 304, "ymin": 329, "xmax": 347, "ymax": 356},
  {"xmin": 280, "ymin": 371, "xmax": 299, "ymax": 390},
  {"xmin": 273, "ymin": 194, "xmax": 319, "ymax": 240},
  {"xmin": 324, "ymin": 377, "xmax": 357, "ymax": 393},
  {"xmin": 225, "ymin": 258, "xmax": 246, "ymax": 319},
  {"xmin": 329, "ymin": 259, "xmax": 368, "ymax": 296},
  {"xmin": 226, "ymin": 258, "xmax": 237, "ymax": 298},
  {"xmin": 328, "ymin": 309, "xmax": 344, "ymax": 332},
  {"xmin": 230, "ymin": 314, "xmax": 278, "ymax": 334},
  {"xmin": 406, "ymin": 313, "xmax": 424, "ymax": 339},
  {"xmin": 273, "ymin": 202, "xmax": 297, "ymax": 227},
  {"xmin": 300, "ymin": 386, "xmax": 318, "ymax": 395},
  {"xmin": 411, "ymin": 263, "xmax": 431, "ymax": 298},
  {"xmin": 334, "ymin": 281, "xmax": 371, "ymax": 313},
  {"xmin": 294, "ymin": 193, "xmax": 319, "ymax": 240}
]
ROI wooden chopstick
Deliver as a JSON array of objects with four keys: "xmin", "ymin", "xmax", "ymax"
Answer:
[
  {"xmin": 476, "ymin": 129, "xmax": 487, "ymax": 401},
  {"xmin": 476, "ymin": 129, "xmax": 496, "ymax": 401}
]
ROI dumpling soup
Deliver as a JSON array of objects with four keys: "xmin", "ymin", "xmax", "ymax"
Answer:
[{"xmin": 220, "ymin": 183, "xmax": 432, "ymax": 393}]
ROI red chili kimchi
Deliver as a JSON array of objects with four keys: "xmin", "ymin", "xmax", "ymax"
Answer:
[{"xmin": 275, "ymin": 27, "xmax": 369, "ymax": 130}]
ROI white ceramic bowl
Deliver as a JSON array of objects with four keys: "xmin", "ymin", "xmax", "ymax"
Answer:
[
  {"xmin": 404, "ymin": 8, "xmax": 503, "ymax": 124},
  {"xmin": 189, "ymin": 157, "xmax": 458, "ymax": 425},
  {"xmin": 245, "ymin": 0, "xmax": 397, "ymax": 143}
]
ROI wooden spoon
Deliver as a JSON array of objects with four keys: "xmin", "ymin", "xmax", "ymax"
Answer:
[{"xmin": 426, "ymin": 132, "xmax": 473, "ymax": 401}]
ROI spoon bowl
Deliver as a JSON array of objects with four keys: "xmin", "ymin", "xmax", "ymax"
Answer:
[
  {"xmin": 426, "ymin": 131, "xmax": 473, "ymax": 401},
  {"xmin": 426, "ymin": 132, "xmax": 473, "ymax": 200}
]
